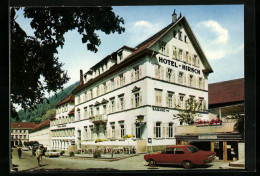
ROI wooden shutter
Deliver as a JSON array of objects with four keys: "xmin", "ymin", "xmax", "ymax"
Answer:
[
  {"xmin": 153, "ymin": 122, "xmax": 156, "ymax": 138},
  {"xmin": 115, "ymin": 125, "xmax": 120, "ymax": 139},
  {"xmin": 202, "ymin": 78, "xmax": 205, "ymax": 89},
  {"xmin": 123, "ymin": 73, "xmax": 126, "ymax": 85},
  {"xmin": 161, "ymin": 66, "xmax": 164, "ymax": 80},
  {"xmin": 117, "ymin": 98, "xmax": 120, "ymax": 110},
  {"xmin": 166, "ymin": 44, "xmax": 169, "ymax": 56},
  {"xmin": 155, "ymin": 65, "xmax": 159, "ymax": 79},
  {"xmin": 139, "ymin": 65, "xmax": 142, "ymax": 79},
  {"xmin": 173, "ymin": 94, "xmax": 176, "ymax": 107},
  {"xmin": 131, "ymin": 69, "xmax": 134, "ymax": 82},
  {"xmin": 173, "ymin": 46, "xmax": 177, "ymax": 59},
  {"xmin": 203, "ymin": 100, "xmax": 207, "ymax": 110},
  {"xmin": 184, "ymin": 97, "xmax": 188, "ymax": 109},
  {"xmin": 176, "ymin": 95, "xmax": 180, "ymax": 108},
  {"xmin": 162, "ymin": 122, "xmax": 166, "ymax": 138},
  {"xmin": 166, "ymin": 123, "xmax": 169, "ymax": 138},
  {"xmin": 197, "ymin": 77, "xmax": 200, "ymax": 89},
  {"xmin": 177, "ymin": 48, "xmax": 180, "ymax": 60},
  {"xmin": 131, "ymin": 94, "xmax": 134, "ymax": 108},
  {"xmin": 172, "ymin": 70, "xmax": 175, "ymax": 83},
  {"xmin": 184, "ymin": 51, "xmax": 187, "ymax": 63}
]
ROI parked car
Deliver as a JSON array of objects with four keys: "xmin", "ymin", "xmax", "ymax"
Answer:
[
  {"xmin": 45, "ymin": 150, "xmax": 60, "ymax": 157},
  {"xmin": 21, "ymin": 147, "xmax": 30, "ymax": 151},
  {"xmin": 144, "ymin": 145, "xmax": 216, "ymax": 169}
]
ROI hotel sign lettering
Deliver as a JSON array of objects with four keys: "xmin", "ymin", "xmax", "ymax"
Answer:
[
  {"xmin": 152, "ymin": 106, "xmax": 169, "ymax": 112},
  {"xmin": 158, "ymin": 56, "xmax": 200, "ymax": 75}
]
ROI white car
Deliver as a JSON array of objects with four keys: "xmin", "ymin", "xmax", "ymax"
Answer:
[
  {"xmin": 22, "ymin": 147, "xmax": 30, "ymax": 151},
  {"xmin": 45, "ymin": 150, "xmax": 60, "ymax": 157}
]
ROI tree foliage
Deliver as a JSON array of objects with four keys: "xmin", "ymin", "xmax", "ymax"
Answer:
[
  {"xmin": 10, "ymin": 7, "xmax": 125, "ymax": 119},
  {"xmin": 233, "ymin": 114, "xmax": 245, "ymax": 140},
  {"xmin": 173, "ymin": 98, "xmax": 202, "ymax": 125}
]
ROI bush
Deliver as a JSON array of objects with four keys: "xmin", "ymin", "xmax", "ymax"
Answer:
[{"xmin": 93, "ymin": 151, "xmax": 101, "ymax": 158}]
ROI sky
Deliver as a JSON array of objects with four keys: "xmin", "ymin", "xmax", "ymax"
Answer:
[{"xmin": 15, "ymin": 5, "xmax": 244, "ymax": 91}]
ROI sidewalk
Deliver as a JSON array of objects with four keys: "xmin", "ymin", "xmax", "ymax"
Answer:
[{"xmin": 219, "ymin": 159, "xmax": 245, "ymax": 169}]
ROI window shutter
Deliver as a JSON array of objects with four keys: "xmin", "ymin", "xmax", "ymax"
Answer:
[
  {"xmin": 173, "ymin": 46, "xmax": 177, "ymax": 59},
  {"xmin": 117, "ymin": 76, "xmax": 120, "ymax": 88},
  {"xmin": 172, "ymin": 70, "xmax": 175, "ymax": 83},
  {"xmin": 139, "ymin": 92, "xmax": 142, "ymax": 106},
  {"xmin": 197, "ymin": 77, "xmax": 200, "ymax": 89},
  {"xmin": 184, "ymin": 51, "xmax": 187, "ymax": 63},
  {"xmin": 115, "ymin": 125, "xmax": 120, "ymax": 139},
  {"xmin": 162, "ymin": 122, "xmax": 166, "ymax": 138},
  {"xmin": 117, "ymin": 98, "xmax": 120, "ymax": 110},
  {"xmin": 131, "ymin": 69, "xmax": 134, "ymax": 82},
  {"xmin": 203, "ymin": 100, "xmax": 207, "ymax": 110},
  {"xmin": 131, "ymin": 94, "xmax": 134, "ymax": 108},
  {"xmin": 153, "ymin": 122, "xmax": 156, "ymax": 138},
  {"xmin": 166, "ymin": 93, "xmax": 169, "ymax": 107},
  {"xmin": 139, "ymin": 65, "xmax": 142, "ymax": 79},
  {"xmin": 166, "ymin": 44, "xmax": 169, "ymax": 56},
  {"xmin": 202, "ymin": 78, "xmax": 205, "ymax": 89},
  {"xmin": 177, "ymin": 48, "xmax": 180, "ymax": 60},
  {"xmin": 176, "ymin": 95, "xmax": 180, "ymax": 108},
  {"xmin": 158, "ymin": 92, "xmax": 162, "ymax": 106},
  {"xmin": 161, "ymin": 66, "xmax": 164, "ymax": 80},
  {"xmin": 155, "ymin": 65, "xmax": 159, "ymax": 79},
  {"xmin": 184, "ymin": 97, "xmax": 188, "ymax": 109},
  {"xmin": 123, "ymin": 73, "xmax": 126, "ymax": 85}
]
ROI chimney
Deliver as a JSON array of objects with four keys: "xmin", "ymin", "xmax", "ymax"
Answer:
[
  {"xmin": 172, "ymin": 9, "xmax": 177, "ymax": 23},
  {"xmin": 80, "ymin": 69, "xmax": 83, "ymax": 86}
]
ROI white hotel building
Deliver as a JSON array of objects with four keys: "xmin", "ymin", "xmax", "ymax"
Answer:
[{"xmin": 51, "ymin": 13, "xmax": 213, "ymax": 152}]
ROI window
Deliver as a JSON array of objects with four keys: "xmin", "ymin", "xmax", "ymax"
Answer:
[
  {"xmin": 111, "ymin": 79, "xmax": 115, "ymax": 90},
  {"xmin": 96, "ymin": 107, "xmax": 100, "ymax": 115},
  {"xmin": 77, "ymin": 109, "xmax": 80, "ymax": 120},
  {"xmin": 155, "ymin": 65, "xmax": 161, "ymax": 79},
  {"xmin": 103, "ymin": 105, "xmax": 107, "ymax": 115},
  {"xmin": 178, "ymin": 49, "xmax": 183, "ymax": 60},
  {"xmin": 111, "ymin": 123, "xmax": 115, "ymax": 138},
  {"xmin": 168, "ymin": 93, "xmax": 173, "ymax": 107},
  {"xmin": 96, "ymin": 87, "xmax": 99, "ymax": 97},
  {"xmin": 173, "ymin": 46, "xmax": 177, "ymax": 59},
  {"xmin": 173, "ymin": 30, "xmax": 177, "ymax": 38},
  {"xmin": 119, "ymin": 74, "xmax": 124, "ymax": 87},
  {"xmin": 184, "ymin": 35, "xmax": 188, "ymax": 43},
  {"xmin": 156, "ymin": 122, "xmax": 161, "ymax": 138},
  {"xmin": 167, "ymin": 68, "xmax": 172, "ymax": 82},
  {"xmin": 178, "ymin": 31, "xmax": 182, "ymax": 41},
  {"xmin": 159, "ymin": 41, "xmax": 166, "ymax": 55},
  {"xmin": 136, "ymin": 123, "xmax": 141, "ymax": 139},
  {"xmin": 134, "ymin": 92, "xmax": 140, "ymax": 107},
  {"xmin": 103, "ymin": 83, "xmax": 107, "ymax": 93},
  {"xmin": 165, "ymin": 148, "xmax": 175, "ymax": 154},
  {"xmin": 134, "ymin": 66, "xmax": 139, "ymax": 80},
  {"xmin": 174, "ymin": 148, "xmax": 185, "ymax": 154},
  {"xmin": 189, "ymin": 75, "xmax": 194, "ymax": 87},
  {"xmin": 111, "ymin": 99, "xmax": 115, "ymax": 112},
  {"xmin": 193, "ymin": 56, "xmax": 196, "ymax": 66},
  {"xmin": 120, "ymin": 125, "xmax": 125, "ymax": 138},
  {"xmin": 119, "ymin": 96, "xmax": 124, "ymax": 111},
  {"xmin": 96, "ymin": 125, "xmax": 100, "ymax": 138},
  {"xmin": 199, "ymin": 78, "xmax": 203, "ymax": 89},
  {"xmin": 179, "ymin": 95, "xmax": 184, "ymax": 109},
  {"xmin": 90, "ymin": 106, "xmax": 94, "ymax": 117},
  {"xmin": 178, "ymin": 72, "xmax": 184, "ymax": 84},
  {"xmin": 90, "ymin": 89, "xmax": 93, "ymax": 99},
  {"xmin": 155, "ymin": 89, "xmax": 162, "ymax": 106},
  {"xmin": 84, "ymin": 107, "xmax": 88, "ymax": 119},
  {"xmin": 169, "ymin": 123, "xmax": 174, "ymax": 138}
]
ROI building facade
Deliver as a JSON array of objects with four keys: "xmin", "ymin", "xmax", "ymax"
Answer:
[
  {"xmin": 50, "ymin": 95, "xmax": 76, "ymax": 150},
  {"xmin": 29, "ymin": 114, "xmax": 55, "ymax": 149},
  {"xmin": 50, "ymin": 13, "xmax": 213, "ymax": 152},
  {"xmin": 11, "ymin": 122, "xmax": 36, "ymax": 146}
]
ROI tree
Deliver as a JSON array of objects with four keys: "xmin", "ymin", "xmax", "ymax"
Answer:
[
  {"xmin": 173, "ymin": 98, "xmax": 203, "ymax": 125},
  {"xmin": 10, "ymin": 7, "xmax": 125, "ymax": 119},
  {"xmin": 233, "ymin": 114, "xmax": 245, "ymax": 140},
  {"xmin": 41, "ymin": 109, "xmax": 56, "ymax": 122}
]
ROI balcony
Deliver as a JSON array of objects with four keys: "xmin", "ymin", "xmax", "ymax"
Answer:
[
  {"xmin": 90, "ymin": 114, "xmax": 108, "ymax": 124},
  {"xmin": 176, "ymin": 122, "xmax": 236, "ymax": 135}
]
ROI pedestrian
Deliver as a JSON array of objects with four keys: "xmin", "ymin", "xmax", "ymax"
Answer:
[
  {"xmin": 17, "ymin": 148, "xmax": 22, "ymax": 159},
  {"xmin": 36, "ymin": 146, "xmax": 42, "ymax": 166}
]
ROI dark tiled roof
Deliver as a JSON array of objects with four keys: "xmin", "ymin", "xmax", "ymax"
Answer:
[
  {"xmin": 68, "ymin": 108, "xmax": 75, "ymax": 116},
  {"xmin": 56, "ymin": 94, "xmax": 75, "ymax": 107},
  {"xmin": 209, "ymin": 78, "xmax": 244, "ymax": 106},
  {"xmin": 11, "ymin": 122, "xmax": 36, "ymax": 129},
  {"xmin": 30, "ymin": 119, "xmax": 50, "ymax": 133}
]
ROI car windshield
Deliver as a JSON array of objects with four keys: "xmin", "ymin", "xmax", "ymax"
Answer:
[{"xmin": 187, "ymin": 146, "xmax": 200, "ymax": 153}]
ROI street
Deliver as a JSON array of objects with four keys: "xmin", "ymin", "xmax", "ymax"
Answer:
[{"xmin": 11, "ymin": 148, "xmax": 231, "ymax": 172}]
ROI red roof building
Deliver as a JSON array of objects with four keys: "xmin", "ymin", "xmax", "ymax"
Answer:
[
  {"xmin": 56, "ymin": 94, "xmax": 75, "ymax": 107},
  {"xmin": 11, "ymin": 122, "xmax": 36, "ymax": 146}
]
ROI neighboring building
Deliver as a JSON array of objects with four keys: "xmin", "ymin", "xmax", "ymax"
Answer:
[
  {"xmin": 61, "ymin": 12, "xmax": 213, "ymax": 153},
  {"xmin": 175, "ymin": 78, "xmax": 244, "ymax": 161},
  {"xmin": 50, "ymin": 94, "xmax": 76, "ymax": 150},
  {"xmin": 11, "ymin": 122, "xmax": 36, "ymax": 146},
  {"xmin": 29, "ymin": 113, "xmax": 56, "ymax": 149}
]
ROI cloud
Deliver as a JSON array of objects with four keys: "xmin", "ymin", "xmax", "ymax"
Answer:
[
  {"xmin": 199, "ymin": 20, "xmax": 229, "ymax": 44},
  {"xmin": 127, "ymin": 20, "xmax": 163, "ymax": 46}
]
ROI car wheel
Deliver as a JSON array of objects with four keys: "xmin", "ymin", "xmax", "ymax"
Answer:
[
  {"xmin": 182, "ymin": 160, "xmax": 193, "ymax": 169},
  {"xmin": 148, "ymin": 159, "xmax": 157, "ymax": 166}
]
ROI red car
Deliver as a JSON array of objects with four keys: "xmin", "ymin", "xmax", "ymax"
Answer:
[{"xmin": 144, "ymin": 145, "xmax": 216, "ymax": 169}]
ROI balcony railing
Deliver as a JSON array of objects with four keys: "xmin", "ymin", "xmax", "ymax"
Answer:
[
  {"xmin": 90, "ymin": 114, "xmax": 108, "ymax": 123},
  {"xmin": 176, "ymin": 122, "xmax": 236, "ymax": 135}
]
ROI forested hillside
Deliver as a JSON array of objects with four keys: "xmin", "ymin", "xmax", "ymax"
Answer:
[{"xmin": 11, "ymin": 81, "xmax": 79, "ymax": 123}]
